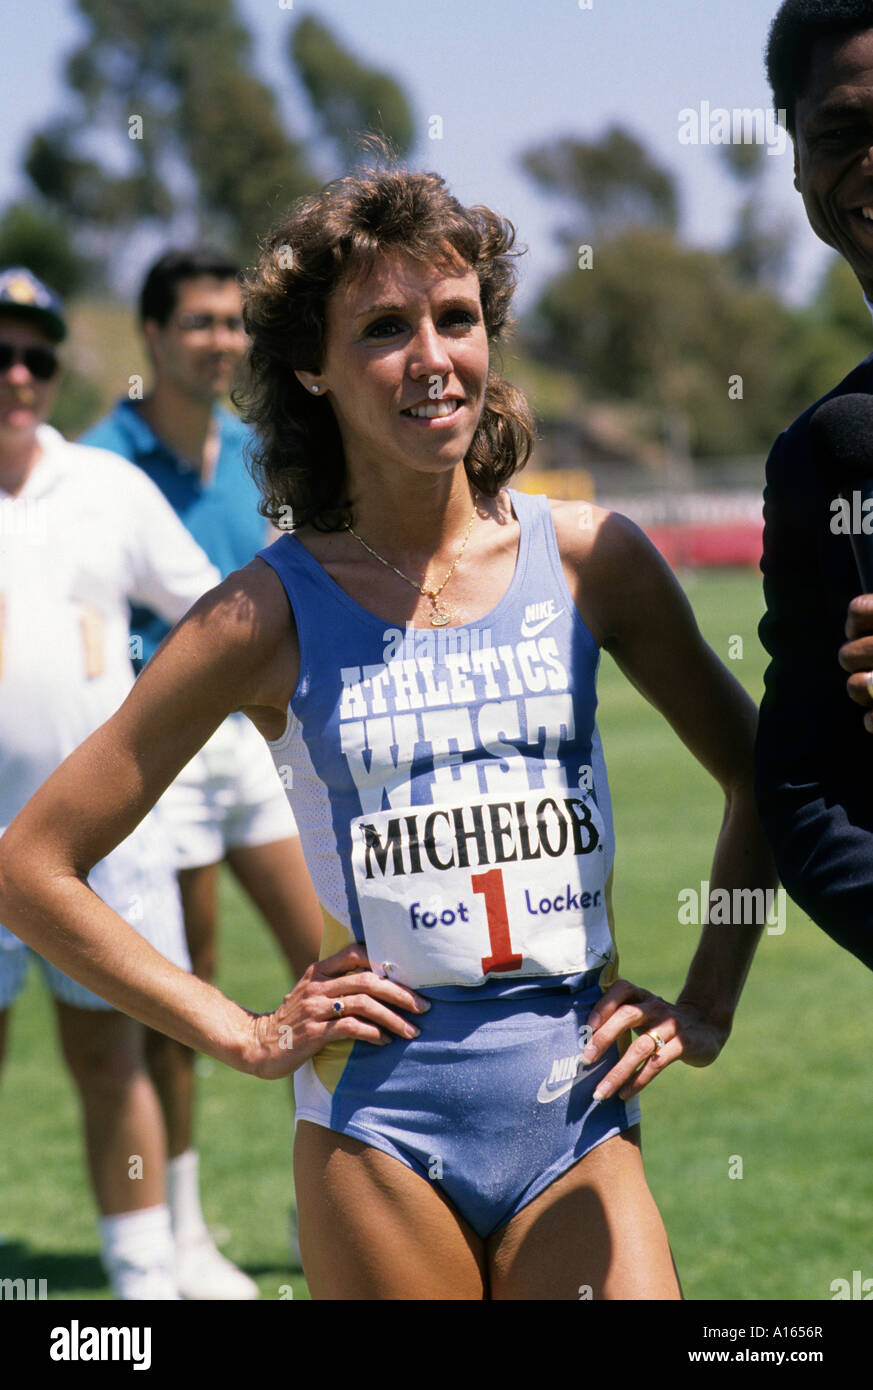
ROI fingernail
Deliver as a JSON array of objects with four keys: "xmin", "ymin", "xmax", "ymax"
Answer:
[
  {"xmin": 581, "ymin": 1044, "xmax": 597, "ymax": 1062},
  {"xmin": 592, "ymin": 1087, "xmax": 607, "ymax": 1102},
  {"xmin": 406, "ymin": 1025, "xmax": 421, "ymax": 1038},
  {"xmin": 415, "ymin": 998, "xmax": 431, "ymax": 1012}
]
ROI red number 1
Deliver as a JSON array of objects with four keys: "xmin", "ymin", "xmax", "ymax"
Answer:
[{"xmin": 472, "ymin": 867, "xmax": 523, "ymax": 974}]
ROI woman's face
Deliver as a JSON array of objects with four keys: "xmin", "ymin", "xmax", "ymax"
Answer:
[{"xmin": 312, "ymin": 249, "xmax": 490, "ymax": 487}]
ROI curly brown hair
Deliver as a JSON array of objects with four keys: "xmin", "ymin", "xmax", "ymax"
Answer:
[{"xmin": 236, "ymin": 158, "xmax": 534, "ymax": 531}]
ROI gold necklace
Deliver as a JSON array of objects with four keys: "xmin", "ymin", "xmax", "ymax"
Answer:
[{"xmin": 345, "ymin": 496, "xmax": 478, "ymax": 627}]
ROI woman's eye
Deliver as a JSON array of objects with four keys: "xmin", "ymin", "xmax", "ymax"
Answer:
[
  {"xmin": 442, "ymin": 309, "xmax": 477, "ymax": 327},
  {"xmin": 363, "ymin": 309, "xmax": 478, "ymax": 339},
  {"xmin": 365, "ymin": 318, "xmax": 403, "ymax": 338}
]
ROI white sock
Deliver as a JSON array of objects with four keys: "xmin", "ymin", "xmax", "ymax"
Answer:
[
  {"xmin": 166, "ymin": 1149, "xmax": 210, "ymax": 1244},
  {"xmin": 99, "ymin": 1205, "xmax": 178, "ymax": 1299}
]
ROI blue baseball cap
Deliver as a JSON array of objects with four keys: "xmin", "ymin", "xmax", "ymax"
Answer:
[{"xmin": 0, "ymin": 267, "xmax": 66, "ymax": 342}]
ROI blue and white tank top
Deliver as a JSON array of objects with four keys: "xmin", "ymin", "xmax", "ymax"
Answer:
[{"xmin": 258, "ymin": 490, "xmax": 619, "ymax": 1000}]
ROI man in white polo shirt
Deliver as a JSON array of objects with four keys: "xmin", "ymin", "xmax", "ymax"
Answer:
[{"xmin": 0, "ymin": 267, "xmax": 236, "ymax": 1298}]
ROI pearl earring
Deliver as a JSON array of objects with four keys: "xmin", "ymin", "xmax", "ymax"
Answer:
[{"xmin": 311, "ymin": 385, "xmax": 320, "ymax": 394}]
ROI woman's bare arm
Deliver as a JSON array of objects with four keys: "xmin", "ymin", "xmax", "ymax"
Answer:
[
  {"xmin": 553, "ymin": 503, "xmax": 776, "ymax": 1098},
  {"xmin": 0, "ymin": 559, "xmax": 426, "ymax": 1075}
]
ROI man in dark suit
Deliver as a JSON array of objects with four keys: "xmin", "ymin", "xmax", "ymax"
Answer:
[{"xmin": 756, "ymin": 1, "xmax": 873, "ymax": 971}]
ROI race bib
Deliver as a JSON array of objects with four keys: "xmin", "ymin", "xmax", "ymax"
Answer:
[{"xmin": 350, "ymin": 791, "xmax": 615, "ymax": 988}]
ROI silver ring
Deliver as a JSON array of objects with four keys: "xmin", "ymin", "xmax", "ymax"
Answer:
[{"xmin": 331, "ymin": 999, "xmax": 344, "ymax": 1017}]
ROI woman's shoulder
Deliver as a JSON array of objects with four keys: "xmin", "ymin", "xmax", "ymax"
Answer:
[
  {"xmin": 129, "ymin": 555, "xmax": 297, "ymax": 729},
  {"xmin": 544, "ymin": 496, "xmax": 649, "ymax": 566},
  {"xmin": 164, "ymin": 557, "xmax": 299, "ymax": 698},
  {"xmin": 191, "ymin": 555, "xmax": 294, "ymax": 630}
]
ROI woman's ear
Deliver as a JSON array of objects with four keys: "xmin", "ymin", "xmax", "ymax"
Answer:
[{"xmin": 294, "ymin": 370, "xmax": 326, "ymax": 396}]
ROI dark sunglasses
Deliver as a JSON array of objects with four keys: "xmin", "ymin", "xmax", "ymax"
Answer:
[{"xmin": 0, "ymin": 341, "xmax": 60, "ymax": 381}]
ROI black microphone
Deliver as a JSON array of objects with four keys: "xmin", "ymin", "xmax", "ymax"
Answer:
[{"xmin": 810, "ymin": 392, "xmax": 873, "ymax": 592}]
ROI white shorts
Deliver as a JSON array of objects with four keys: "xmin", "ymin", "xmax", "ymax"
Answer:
[
  {"xmin": 157, "ymin": 713, "xmax": 298, "ymax": 871},
  {"xmin": 0, "ymin": 807, "xmax": 190, "ymax": 1012}
]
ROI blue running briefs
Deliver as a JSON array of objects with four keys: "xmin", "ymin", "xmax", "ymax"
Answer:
[{"xmin": 293, "ymin": 975, "xmax": 639, "ymax": 1237}]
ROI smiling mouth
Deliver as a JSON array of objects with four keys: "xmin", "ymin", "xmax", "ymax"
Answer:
[{"xmin": 401, "ymin": 398, "xmax": 462, "ymax": 419}]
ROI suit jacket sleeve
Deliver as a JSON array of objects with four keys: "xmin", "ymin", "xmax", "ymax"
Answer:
[{"xmin": 755, "ymin": 362, "xmax": 873, "ymax": 970}]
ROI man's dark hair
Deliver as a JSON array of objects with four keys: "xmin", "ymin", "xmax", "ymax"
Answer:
[
  {"xmin": 767, "ymin": 1, "xmax": 873, "ymax": 133},
  {"xmin": 138, "ymin": 246, "xmax": 242, "ymax": 326}
]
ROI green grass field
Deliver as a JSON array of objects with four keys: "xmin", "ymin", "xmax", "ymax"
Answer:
[{"xmin": 1, "ymin": 569, "xmax": 871, "ymax": 1301}]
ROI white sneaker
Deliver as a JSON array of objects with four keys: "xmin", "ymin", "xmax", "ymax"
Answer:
[
  {"xmin": 108, "ymin": 1259, "xmax": 181, "ymax": 1301},
  {"xmin": 175, "ymin": 1230, "xmax": 259, "ymax": 1300}
]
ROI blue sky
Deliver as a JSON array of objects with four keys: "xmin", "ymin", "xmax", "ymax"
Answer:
[{"xmin": 0, "ymin": 0, "xmax": 834, "ymax": 306}]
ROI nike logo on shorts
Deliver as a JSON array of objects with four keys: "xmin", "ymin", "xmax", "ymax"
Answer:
[{"xmin": 537, "ymin": 1052, "xmax": 597, "ymax": 1103}]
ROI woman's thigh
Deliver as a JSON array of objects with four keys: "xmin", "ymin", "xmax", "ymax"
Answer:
[
  {"xmin": 487, "ymin": 1126, "xmax": 681, "ymax": 1301},
  {"xmin": 294, "ymin": 1120, "xmax": 488, "ymax": 1300}
]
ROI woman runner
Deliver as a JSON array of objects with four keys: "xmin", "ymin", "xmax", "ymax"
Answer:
[{"xmin": 0, "ymin": 159, "xmax": 776, "ymax": 1300}]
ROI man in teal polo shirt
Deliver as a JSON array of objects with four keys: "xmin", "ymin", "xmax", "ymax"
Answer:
[{"xmin": 82, "ymin": 248, "xmax": 321, "ymax": 1299}]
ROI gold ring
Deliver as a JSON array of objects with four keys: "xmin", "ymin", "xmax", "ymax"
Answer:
[{"xmin": 646, "ymin": 1030, "xmax": 666, "ymax": 1052}]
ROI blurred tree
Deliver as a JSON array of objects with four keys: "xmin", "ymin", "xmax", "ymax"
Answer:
[
  {"xmin": 719, "ymin": 142, "xmax": 790, "ymax": 289},
  {"xmin": 0, "ymin": 203, "xmax": 91, "ymax": 296},
  {"xmin": 24, "ymin": 0, "xmax": 311, "ymax": 267},
  {"xmin": 781, "ymin": 254, "xmax": 873, "ymax": 409},
  {"xmin": 806, "ymin": 253, "xmax": 871, "ymax": 346},
  {"xmin": 521, "ymin": 126, "xmax": 678, "ymax": 240},
  {"xmin": 177, "ymin": 65, "xmax": 314, "ymax": 255},
  {"xmin": 19, "ymin": 0, "xmax": 416, "ymax": 274},
  {"xmin": 291, "ymin": 16, "xmax": 415, "ymax": 162},
  {"xmin": 517, "ymin": 126, "xmax": 857, "ymax": 461},
  {"xmin": 524, "ymin": 226, "xmax": 801, "ymax": 458}
]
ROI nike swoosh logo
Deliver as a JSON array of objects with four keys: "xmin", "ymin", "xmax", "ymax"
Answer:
[
  {"xmin": 537, "ymin": 1072, "xmax": 588, "ymax": 1104},
  {"xmin": 536, "ymin": 1052, "xmax": 608, "ymax": 1104},
  {"xmin": 520, "ymin": 608, "xmax": 565, "ymax": 638}
]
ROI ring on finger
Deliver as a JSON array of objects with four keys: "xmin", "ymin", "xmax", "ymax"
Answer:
[
  {"xmin": 646, "ymin": 1030, "xmax": 666, "ymax": 1053},
  {"xmin": 331, "ymin": 999, "xmax": 345, "ymax": 1017},
  {"xmin": 866, "ymin": 672, "xmax": 873, "ymax": 701}
]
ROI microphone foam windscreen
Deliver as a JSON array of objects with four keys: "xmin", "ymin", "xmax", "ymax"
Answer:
[{"xmin": 810, "ymin": 393, "xmax": 873, "ymax": 488}]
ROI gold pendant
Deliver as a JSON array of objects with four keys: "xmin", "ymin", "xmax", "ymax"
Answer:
[{"xmin": 430, "ymin": 601, "xmax": 451, "ymax": 626}]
